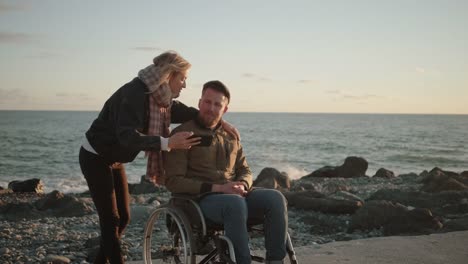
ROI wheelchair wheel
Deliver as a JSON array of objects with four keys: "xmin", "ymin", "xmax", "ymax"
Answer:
[{"xmin": 143, "ymin": 205, "xmax": 196, "ymax": 264}]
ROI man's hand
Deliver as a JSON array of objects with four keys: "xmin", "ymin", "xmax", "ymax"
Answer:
[{"xmin": 212, "ymin": 181, "xmax": 247, "ymax": 196}]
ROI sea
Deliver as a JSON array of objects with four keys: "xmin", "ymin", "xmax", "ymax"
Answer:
[{"xmin": 1, "ymin": 111, "xmax": 467, "ymax": 193}]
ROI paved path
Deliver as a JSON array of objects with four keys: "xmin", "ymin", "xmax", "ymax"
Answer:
[{"xmin": 129, "ymin": 230, "xmax": 468, "ymax": 264}]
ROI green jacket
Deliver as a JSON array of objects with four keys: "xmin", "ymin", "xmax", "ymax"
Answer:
[{"xmin": 165, "ymin": 118, "xmax": 252, "ymax": 195}]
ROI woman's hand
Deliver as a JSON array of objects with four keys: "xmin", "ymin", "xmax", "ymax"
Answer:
[
  {"xmin": 168, "ymin": 131, "xmax": 200, "ymax": 149},
  {"xmin": 221, "ymin": 120, "xmax": 241, "ymax": 141}
]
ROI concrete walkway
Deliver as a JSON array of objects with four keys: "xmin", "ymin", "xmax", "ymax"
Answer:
[{"xmin": 128, "ymin": 230, "xmax": 468, "ymax": 264}]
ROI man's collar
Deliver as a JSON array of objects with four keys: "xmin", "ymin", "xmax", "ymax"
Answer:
[{"xmin": 195, "ymin": 115, "xmax": 222, "ymax": 131}]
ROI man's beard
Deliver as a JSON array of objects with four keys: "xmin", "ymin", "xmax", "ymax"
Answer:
[{"xmin": 199, "ymin": 113, "xmax": 221, "ymax": 128}]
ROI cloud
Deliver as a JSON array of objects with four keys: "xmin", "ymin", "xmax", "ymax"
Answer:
[
  {"xmin": 55, "ymin": 93, "xmax": 91, "ymax": 100},
  {"xmin": 242, "ymin": 73, "xmax": 271, "ymax": 81},
  {"xmin": 0, "ymin": 2, "xmax": 29, "ymax": 13},
  {"xmin": 26, "ymin": 51, "xmax": 61, "ymax": 59},
  {"xmin": 326, "ymin": 89, "xmax": 342, "ymax": 94},
  {"xmin": 132, "ymin": 46, "xmax": 164, "ymax": 52},
  {"xmin": 415, "ymin": 67, "xmax": 425, "ymax": 73},
  {"xmin": 342, "ymin": 94, "xmax": 380, "ymax": 100},
  {"xmin": 0, "ymin": 32, "xmax": 35, "ymax": 44},
  {"xmin": 297, "ymin": 79, "xmax": 317, "ymax": 84},
  {"xmin": 0, "ymin": 88, "xmax": 30, "ymax": 102}
]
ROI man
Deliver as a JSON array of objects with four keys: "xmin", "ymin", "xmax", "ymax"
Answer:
[{"xmin": 165, "ymin": 80, "xmax": 288, "ymax": 264}]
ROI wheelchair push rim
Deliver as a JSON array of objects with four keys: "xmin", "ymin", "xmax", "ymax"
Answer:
[{"xmin": 143, "ymin": 206, "xmax": 196, "ymax": 264}]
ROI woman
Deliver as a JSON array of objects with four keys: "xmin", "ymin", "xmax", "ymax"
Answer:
[{"xmin": 79, "ymin": 51, "xmax": 239, "ymax": 263}]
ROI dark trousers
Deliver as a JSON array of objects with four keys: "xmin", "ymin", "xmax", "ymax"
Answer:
[{"xmin": 79, "ymin": 147, "xmax": 131, "ymax": 264}]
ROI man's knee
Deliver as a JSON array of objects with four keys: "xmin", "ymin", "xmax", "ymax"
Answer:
[
  {"xmin": 263, "ymin": 189, "xmax": 287, "ymax": 209},
  {"xmin": 223, "ymin": 195, "xmax": 248, "ymax": 218}
]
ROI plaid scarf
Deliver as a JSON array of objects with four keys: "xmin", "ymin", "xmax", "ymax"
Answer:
[{"xmin": 138, "ymin": 64, "xmax": 172, "ymax": 185}]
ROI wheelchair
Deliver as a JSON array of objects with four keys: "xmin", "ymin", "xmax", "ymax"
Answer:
[{"xmin": 143, "ymin": 194, "xmax": 299, "ymax": 264}]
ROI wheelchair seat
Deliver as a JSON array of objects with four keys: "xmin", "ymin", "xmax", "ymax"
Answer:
[{"xmin": 143, "ymin": 193, "xmax": 298, "ymax": 264}]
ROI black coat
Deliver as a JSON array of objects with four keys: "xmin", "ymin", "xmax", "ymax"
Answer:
[{"xmin": 85, "ymin": 77, "xmax": 198, "ymax": 163}]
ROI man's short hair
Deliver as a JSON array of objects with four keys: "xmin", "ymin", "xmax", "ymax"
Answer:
[{"xmin": 202, "ymin": 80, "xmax": 230, "ymax": 103}]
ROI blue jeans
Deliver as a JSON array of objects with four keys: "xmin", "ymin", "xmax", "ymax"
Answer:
[{"xmin": 199, "ymin": 188, "xmax": 288, "ymax": 264}]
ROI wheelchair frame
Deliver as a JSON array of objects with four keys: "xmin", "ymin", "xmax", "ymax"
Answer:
[{"xmin": 143, "ymin": 195, "xmax": 298, "ymax": 264}]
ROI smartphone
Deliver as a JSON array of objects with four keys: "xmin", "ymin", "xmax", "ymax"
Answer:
[{"xmin": 189, "ymin": 134, "xmax": 213, "ymax": 147}]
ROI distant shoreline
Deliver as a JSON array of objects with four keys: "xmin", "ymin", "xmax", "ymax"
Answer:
[{"xmin": 1, "ymin": 109, "xmax": 467, "ymax": 116}]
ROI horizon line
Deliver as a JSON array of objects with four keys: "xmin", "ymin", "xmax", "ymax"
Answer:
[{"xmin": 0, "ymin": 109, "xmax": 467, "ymax": 116}]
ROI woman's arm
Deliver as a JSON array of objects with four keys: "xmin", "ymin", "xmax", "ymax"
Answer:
[{"xmin": 171, "ymin": 100, "xmax": 198, "ymax": 123}]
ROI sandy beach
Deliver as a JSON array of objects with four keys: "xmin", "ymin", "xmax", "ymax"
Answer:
[{"xmin": 129, "ymin": 230, "xmax": 468, "ymax": 264}]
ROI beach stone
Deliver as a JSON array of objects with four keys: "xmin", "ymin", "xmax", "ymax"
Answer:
[
  {"xmin": 303, "ymin": 156, "xmax": 368, "ymax": 178},
  {"xmin": 442, "ymin": 216, "xmax": 468, "ymax": 232},
  {"xmin": 130, "ymin": 205, "xmax": 153, "ymax": 223},
  {"xmin": 147, "ymin": 197, "xmax": 161, "ymax": 206},
  {"xmin": 373, "ymin": 168, "xmax": 396, "ymax": 179},
  {"xmin": 303, "ymin": 166, "xmax": 337, "ymax": 178},
  {"xmin": 0, "ymin": 202, "xmax": 42, "ymax": 221},
  {"xmin": 338, "ymin": 156, "xmax": 368, "ymax": 178},
  {"xmin": 285, "ymin": 191, "xmax": 362, "ymax": 214},
  {"xmin": 43, "ymin": 255, "xmax": 71, "ymax": 264},
  {"xmin": 0, "ymin": 188, "xmax": 13, "ymax": 195},
  {"xmin": 420, "ymin": 168, "xmax": 468, "ymax": 192},
  {"xmin": 367, "ymin": 188, "xmax": 468, "ymax": 214},
  {"xmin": 133, "ymin": 195, "xmax": 147, "ymax": 204},
  {"xmin": 0, "ymin": 247, "xmax": 10, "ymax": 255},
  {"xmin": 129, "ymin": 175, "xmax": 162, "ymax": 195},
  {"xmin": 329, "ymin": 191, "xmax": 364, "ymax": 203},
  {"xmin": 253, "ymin": 167, "xmax": 291, "ymax": 190},
  {"xmin": 8, "ymin": 178, "xmax": 44, "ymax": 194},
  {"xmin": 35, "ymin": 190, "xmax": 94, "ymax": 217},
  {"xmin": 348, "ymin": 200, "xmax": 442, "ymax": 235},
  {"xmin": 300, "ymin": 213, "xmax": 348, "ymax": 235},
  {"xmin": 321, "ymin": 182, "xmax": 350, "ymax": 194},
  {"xmin": 290, "ymin": 181, "xmax": 317, "ymax": 191}
]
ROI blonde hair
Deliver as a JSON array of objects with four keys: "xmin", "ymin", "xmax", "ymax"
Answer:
[{"xmin": 152, "ymin": 51, "xmax": 191, "ymax": 87}]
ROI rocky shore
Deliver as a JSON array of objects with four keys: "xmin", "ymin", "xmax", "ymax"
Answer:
[{"xmin": 1, "ymin": 156, "xmax": 468, "ymax": 263}]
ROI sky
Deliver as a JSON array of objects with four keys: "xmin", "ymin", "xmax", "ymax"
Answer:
[{"xmin": 0, "ymin": 0, "xmax": 467, "ymax": 114}]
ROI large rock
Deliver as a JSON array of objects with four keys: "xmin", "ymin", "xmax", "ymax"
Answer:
[
  {"xmin": 348, "ymin": 200, "xmax": 442, "ymax": 235},
  {"xmin": 367, "ymin": 189, "xmax": 468, "ymax": 216},
  {"xmin": 303, "ymin": 156, "xmax": 368, "ymax": 178},
  {"xmin": 253, "ymin": 167, "xmax": 291, "ymax": 190},
  {"xmin": 0, "ymin": 202, "xmax": 42, "ymax": 221},
  {"xmin": 284, "ymin": 191, "xmax": 362, "ymax": 214},
  {"xmin": 35, "ymin": 190, "xmax": 94, "ymax": 217},
  {"xmin": 373, "ymin": 168, "xmax": 396, "ymax": 179},
  {"xmin": 420, "ymin": 168, "xmax": 468, "ymax": 192},
  {"xmin": 8, "ymin": 178, "xmax": 44, "ymax": 193},
  {"xmin": 338, "ymin": 156, "xmax": 368, "ymax": 178},
  {"xmin": 129, "ymin": 175, "xmax": 163, "ymax": 195},
  {"xmin": 329, "ymin": 191, "xmax": 364, "ymax": 204},
  {"xmin": 442, "ymin": 216, "xmax": 468, "ymax": 232}
]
